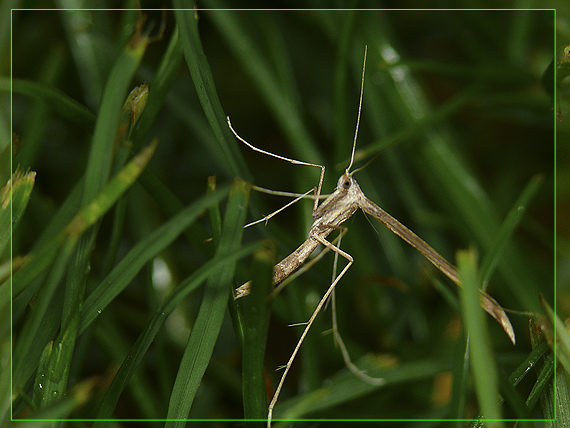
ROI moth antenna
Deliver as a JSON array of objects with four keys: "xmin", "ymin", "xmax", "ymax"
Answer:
[{"xmin": 347, "ymin": 45, "xmax": 367, "ymax": 174}]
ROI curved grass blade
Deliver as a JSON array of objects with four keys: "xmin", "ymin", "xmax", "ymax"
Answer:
[{"xmin": 81, "ymin": 20, "xmax": 151, "ymax": 205}]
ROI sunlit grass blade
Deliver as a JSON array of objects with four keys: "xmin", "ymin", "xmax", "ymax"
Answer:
[
  {"xmin": 11, "ymin": 140, "xmax": 159, "ymax": 298},
  {"xmin": 11, "ymin": 140, "xmax": 158, "ymax": 392},
  {"xmin": 457, "ymin": 248, "xmax": 502, "ymax": 424},
  {"xmin": 0, "ymin": 169, "xmax": 35, "ymax": 261}
]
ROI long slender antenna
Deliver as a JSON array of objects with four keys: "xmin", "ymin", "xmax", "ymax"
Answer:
[{"xmin": 347, "ymin": 45, "xmax": 367, "ymax": 174}]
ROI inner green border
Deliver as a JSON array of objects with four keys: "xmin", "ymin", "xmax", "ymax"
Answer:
[{"xmin": 9, "ymin": 6, "xmax": 558, "ymax": 424}]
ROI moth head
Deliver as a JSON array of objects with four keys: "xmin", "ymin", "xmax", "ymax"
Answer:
[{"xmin": 337, "ymin": 172, "xmax": 353, "ymax": 191}]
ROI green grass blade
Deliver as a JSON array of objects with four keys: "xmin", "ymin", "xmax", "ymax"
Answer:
[
  {"xmin": 165, "ymin": 178, "xmax": 250, "ymax": 425},
  {"xmin": 449, "ymin": 333, "xmax": 469, "ymax": 421},
  {"xmin": 131, "ymin": 27, "xmax": 184, "ymax": 150},
  {"xmin": 275, "ymin": 357, "xmax": 449, "ymax": 420},
  {"xmin": 0, "ymin": 169, "xmax": 35, "ymax": 259},
  {"xmin": 93, "ymin": 316, "xmax": 162, "ymax": 419},
  {"xmin": 480, "ymin": 174, "xmax": 544, "ymax": 289},
  {"xmin": 457, "ymin": 248, "xmax": 502, "ymax": 424},
  {"xmin": 509, "ymin": 339, "xmax": 549, "ymax": 386},
  {"xmin": 242, "ymin": 240, "xmax": 275, "ymax": 421},
  {"xmin": 13, "ymin": 238, "xmax": 76, "ymax": 388},
  {"xmin": 525, "ymin": 355, "xmax": 554, "ymax": 410},
  {"xmin": 207, "ymin": 176, "xmax": 223, "ymax": 245},
  {"xmin": 209, "ymin": 176, "xmax": 246, "ymax": 349},
  {"xmin": 11, "ymin": 141, "xmax": 159, "ymax": 298},
  {"xmin": 79, "ymin": 184, "xmax": 231, "ymax": 336},
  {"xmin": 81, "ymin": 23, "xmax": 150, "ymax": 205},
  {"xmin": 32, "ymin": 262, "xmax": 82, "ymax": 410},
  {"xmin": 173, "ymin": 6, "xmax": 251, "ymax": 181},
  {"xmin": 204, "ymin": 8, "xmax": 324, "ymax": 167},
  {"xmin": 552, "ymin": 366, "xmax": 570, "ymax": 426},
  {"xmin": 1, "ymin": 78, "xmax": 96, "ymax": 132},
  {"xmin": 11, "ymin": 141, "xmax": 158, "ymax": 393},
  {"xmin": 93, "ymin": 239, "xmax": 260, "ymax": 421},
  {"xmin": 18, "ymin": 378, "xmax": 97, "ymax": 423},
  {"xmin": 496, "ymin": 368, "xmax": 530, "ymax": 419}
]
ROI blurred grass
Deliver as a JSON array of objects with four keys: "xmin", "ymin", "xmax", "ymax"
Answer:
[{"xmin": 5, "ymin": 5, "xmax": 558, "ymax": 426}]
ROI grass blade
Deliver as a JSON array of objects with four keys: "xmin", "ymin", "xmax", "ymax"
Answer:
[
  {"xmin": 480, "ymin": 174, "xmax": 544, "ymax": 289},
  {"xmin": 79, "ymin": 184, "xmax": 231, "ymax": 336},
  {"xmin": 165, "ymin": 178, "xmax": 250, "ymax": 425},
  {"xmin": 275, "ymin": 357, "xmax": 448, "ymax": 420},
  {"xmin": 242, "ymin": 240, "xmax": 275, "ymax": 422},
  {"xmin": 93, "ymin": 239, "xmax": 260, "ymax": 421},
  {"xmin": 1, "ymin": 78, "xmax": 96, "ymax": 132},
  {"xmin": 173, "ymin": 6, "xmax": 250, "ymax": 181},
  {"xmin": 0, "ymin": 169, "xmax": 35, "ymax": 260},
  {"xmin": 12, "ymin": 140, "xmax": 158, "ymax": 393},
  {"xmin": 11, "ymin": 141, "xmax": 159, "ymax": 298},
  {"xmin": 457, "ymin": 248, "xmax": 502, "ymax": 424}
]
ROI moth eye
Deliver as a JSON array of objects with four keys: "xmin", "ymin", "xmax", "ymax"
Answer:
[{"xmin": 343, "ymin": 179, "xmax": 351, "ymax": 188}]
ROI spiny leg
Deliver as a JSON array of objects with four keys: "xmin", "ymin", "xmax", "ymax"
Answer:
[
  {"xmin": 227, "ymin": 115, "xmax": 326, "ymax": 214},
  {"xmin": 329, "ymin": 231, "xmax": 385, "ymax": 385},
  {"xmin": 244, "ymin": 187, "xmax": 315, "ymax": 228},
  {"xmin": 267, "ymin": 233, "xmax": 353, "ymax": 426}
]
